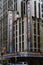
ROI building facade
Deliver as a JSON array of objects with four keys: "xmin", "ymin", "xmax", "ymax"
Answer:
[
  {"xmin": 0, "ymin": 0, "xmax": 3, "ymax": 51},
  {"xmin": 31, "ymin": 0, "xmax": 43, "ymax": 52},
  {"xmin": 0, "ymin": 0, "xmax": 43, "ymax": 53},
  {"xmin": 2, "ymin": 0, "xmax": 14, "ymax": 52}
]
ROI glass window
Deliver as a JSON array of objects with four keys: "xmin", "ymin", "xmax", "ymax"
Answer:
[
  {"xmin": 41, "ymin": 0, "xmax": 43, "ymax": 2},
  {"xmin": 22, "ymin": 35, "xmax": 24, "ymax": 41},
  {"xmin": 42, "ymin": 4, "xmax": 43, "ymax": 8},
  {"xmin": 16, "ymin": 44, "xmax": 17, "ymax": 52},
  {"xmin": 34, "ymin": 1, "xmax": 36, "ymax": 17},
  {"xmin": 34, "ymin": 36, "xmax": 36, "ymax": 41},
  {"xmin": 38, "ymin": 3, "xmax": 40, "ymax": 18},
  {"xmin": 42, "ymin": 9, "xmax": 43, "ymax": 12},
  {"xmin": 34, "ymin": 42, "xmax": 36, "ymax": 51},
  {"xmin": 34, "ymin": 28, "xmax": 36, "ymax": 34},
  {"xmin": 42, "ymin": 20, "xmax": 43, "ymax": 23},
  {"xmin": 19, "ymin": 43, "xmax": 21, "ymax": 51},
  {"xmin": 34, "ymin": 23, "xmax": 36, "ymax": 27},
  {"xmin": 19, "ymin": 36, "xmax": 21, "ymax": 42},
  {"xmin": 42, "ymin": 14, "xmax": 43, "ymax": 17},
  {"xmin": 38, "ymin": 36, "xmax": 40, "ymax": 52},
  {"xmin": 22, "ymin": 21, "xmax": 24, "ymax": 34},
  {"xmin": 22, "ymin": 42, "xmax": 24, "ymax": 51},
  {"xmin": 37, "ymin": 23, "xmax": 40, "ymax": 35},
  {"xmin": 19, "ymin": 23, "xmax": 21, "ymax": 35},
  {"xmin": 16, "ymin": 37, "xmax": 17, "ymax": 43}
]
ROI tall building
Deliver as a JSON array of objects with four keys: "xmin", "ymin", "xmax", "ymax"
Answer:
[
  {"xmin": 0, "ymin": 0, "xmax": 3, "ymax": 51},
  {"xmin": 2, "ymin": 0, "xmax": 14, "ymax": 52},
  {"xmin": 12, "ymin": 0, "xmax": 31, "ymax": 52},
  {"xmin": 1, "ymin": 0, "xmax": 43, "ymax": 53},
  {"xmin": 31, "ymin": 0, "xmax": 43, "ymax": 52}
]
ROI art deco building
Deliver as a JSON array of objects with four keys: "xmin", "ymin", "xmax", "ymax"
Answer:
[
  {"xmin": 12, "ymin": 0, "xmax": 31, "ymax": 52},
  {"xmin": 1, "ymin": 0, "xmax": 43, "ymax": 53},
  {"xmin": 31, "ymin": 0, "xmax": 43, "ymax": 52},
  {"xmin": 2, "ymin": 0, "xmax": 14, "ymax": 52},
  {"xmin": 0, "ymin": 0, "xmax": 3, "ymax": 50}
]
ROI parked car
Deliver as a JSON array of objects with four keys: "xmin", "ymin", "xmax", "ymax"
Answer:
[
  {"xmin": 7, "ymin": 62, "xmax": 28, "ymax": 65},
  {"xmin": 17, "ymin": 62, "xmax": 28, "ymax": 65}
]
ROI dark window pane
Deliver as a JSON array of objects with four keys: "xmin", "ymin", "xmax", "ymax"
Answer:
[
  {"xmin": 42, "ymin": 14, "xmax": 43, "ymax": 17},
  {"xmin": 42, "ymin": 9, "xmax": 43, "ymax": 12},
  {"xmin": 19, "ymin": 23, "xmax": 21, "ymax": 35},
  {"xmin": 34, "ymin": 42, "xmax": 36, "ymax": 52},
  {"xmin": 21, "ymin": 2, "xmax": 23, "ymax": 19},
  {"xmin": 19, "ymin": 36, "xmax": 21, "ymax": 42},
  {"xmin": 34, "ymin": 28, "xmax": 36, "ymax": 34},
  {"xmin": 22, "ymin": 35, "xmax": 24, "ymax": 41},
  {"xmin": 38, "ymin": 36, "xmax": 40, "ymax": 52},
  {"xmin": 16, "ymin": 31, "xmax": 17, "ymax": 36},
  {"xmin": 34, "ymin": 36, "xmax": 36, "ymax": 41},
  {"xmin": 42, "ymin": 4, "xmax": 43, "ymax": 8},
  {"xmin": 24, "ymin": 2, "xmax": 25, "ymax": 14},
  {"xmin": 22, "ymin": 21, "xmax": 24, "ymax": 34},
  {"xmin": 37, "ymin": 23, "xmax": 40, "ymax": 35},
  {"xmin": 16, "ymin": 44, "xmax": 17, "ymax": 52},
  {"xmin": 34, "ymin": 1, "xmax": 36, "ymax": 17},
  {"xmin": 42, "ymin": 20, "xmax": 43, "ymax": 23},
  {"xmin": 34, "ymin": 23, "xmax": 36, "ymax": 27},
  {"xmin": 16, "ymin": 37, "xmax": 17, "ymax": 43},
  {"xmin": 22, "ymin": 42, "xmax": 24, "ymax": 51},
  {"xmin": 19, "ymin": 43, "xmax": 21, "ymax": 51},
  {"xmin": 38, "ymin": 3, "xmax": 40, "ymax": 18}
]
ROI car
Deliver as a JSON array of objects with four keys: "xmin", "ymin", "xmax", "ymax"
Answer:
[
  {"xmin": 7, "ymin": 62, "xmax": 28, "ymax": 65},
  {"xmin": 17, "ymin": 62, "xmax": 28, "ymax": 65}
]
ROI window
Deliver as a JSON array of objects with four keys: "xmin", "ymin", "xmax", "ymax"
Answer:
[
  {"xmin": 16, "ymin": 31, "xmax": 17, "ymax": 36},
  {"xmin": 16, "ymin": 37, "xmax": 17, "ymax": 43},
  {"xmin": 42, "ymin": 9, "xmax": 43, "ymax": 12},
  {"xmin": 24, "ymin": 2, "xmax": 25, "ymax": 14},
  {"xmin": 16, "ymin": 2, "xmax": 17, "ymax": 10},
  {"xmin": 19, "ymin": 43, "xmax": 21, "ymax": 51},
  {"xmin": 21, "ymin": 1, "xmax": 27, "ymax": 19},
  {"xmin": 34, "ymin": 28, "xmax": 36, "ymax": 34},
  {"xmin": 37, "ymin": 23, "xmax": 40, "ymax": 35},
  {"xmin": 22, "ymin": 21, "xmax": 24, "ymax": 34},
  {"xmin": 19, "ymin": 23, "xmax": 21, "ymax": 35},
  {"xmin": 14, "ymin": 0, "xmax": 17, "ymax": 2},
  {"xmin": 21, "ymin": 1, "xmax": 24, "ymax": 19},
  {"xmin": 42, "ymin": 14, "xmax": 43, "ymax": 17},
  {"xmin": 34, "ymin": 36, "xmax": 36, "ymax": 41},
  {"xmin": 34, "ymin": 22, "xmax": 36, "ymax": 27},
  {"xmin": 22, "ymin": 35, "xmax": 24, "ymax": 41},
  {"xmin": 34, "ymin": 1, "xmax": 36, "ymax": 17},
  {"xmin": 34, "ymin": 23, "xmax": 36, "ymax": 34},
  {"xmin": 38, "ymin": 3, "xmax": 40, "ymax": 18},
  {"xmin": 42, "ymin": 24, "xmax": 43, "ymax": 27},
  {"xmin": 16, "ymin": 44, "xmax": 17, "ymax": 52},
  {"xmin": 34, "ymin": 42, "xmax": 36, "ymax": 51},
  {"xmin": 42, "ymin": 4, "xmax": 43, "ymax": 8},
  {"xmin": 16, "ymin": 25, "xmax": 17, "ymax": 30},
  {"xmin": 38, "ymin": 36, "xmax": 40, "ymax": 52},
  {"xmin": 22, "ymin": 42, "xmax": 24, "ymax": 51},
  {"xmin": 37, "ymin": 19, "xmax": 39, "ymax": 23},
  {"xmin": 19, "ymin": 36, "xmax": 21, "ymax": 42},
  {"xmin": 41, "ymin": 0, "xmax": 43, "ymax": 2},
  {"xmin": 42, "ymin": 20, "xmax": 43, "ymax": 23},
  {"xmin": 14, "ymin": 2, "xmax": 17, "ymax": 11}
]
